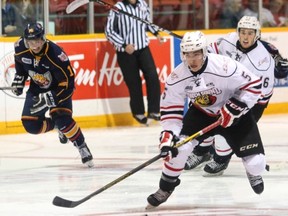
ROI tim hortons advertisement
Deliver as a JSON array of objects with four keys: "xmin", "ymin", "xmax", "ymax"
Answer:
[{"xmin": 57, "ymin": 39, "xmax": 172, "ymax": 100}]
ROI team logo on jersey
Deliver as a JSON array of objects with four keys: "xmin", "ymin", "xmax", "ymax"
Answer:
[
  {"xmin": 28, "ymin": 71, "xmax": 52, "ymax": 89},
  {"xmin": 194, "ymin": 94, "xmax": 217, "ymax": 106},
  {"xmin": 58, "ymin": 52, "xmax": 68, "ymax": 62}
]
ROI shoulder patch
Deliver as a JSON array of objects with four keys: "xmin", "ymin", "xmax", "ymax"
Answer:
[{"xmin": 58, "ymin": 52, "xmax": 68, "ymax": 62}]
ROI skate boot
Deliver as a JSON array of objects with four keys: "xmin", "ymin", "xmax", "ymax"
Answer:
[
  {"xmin": 58, "ymin": 130, "xmax": 68, "ymax": 144},
  {"xmin": 133, "ymin": 114, "xmax": 148, "ymax": 125},
  {"xmin": 147, "ymin": 113, "xmax": 160, "ymax": 121},
  {"xmin": 184, "ymin": 152, "xmax": 211, "ymax": 170},
  {"xmin": 146, "ymin": 177, "xmax": 180, "ymax": 209},
  {"xmin": 246, "ymin": 172, "xmax": 264, "ymax": 194},
  {"xmin": 77, "ymin": 143, "xmax": 94, "ymax": 168},
  {"xmin": 146, "ymin": 188, "xmax": 173, "ymax": 209},
  {"xmin": 203, "ymin": 159, "xmax": 230, "ymax": 177}
]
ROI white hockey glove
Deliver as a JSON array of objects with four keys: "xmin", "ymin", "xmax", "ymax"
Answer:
[
  {"xmin": 159, "ymin": 130, "xmax": 179, "ymax": 162},
  {"xmin": 11, "ymin": 75, "xmax": 25, "ymax": 96},
  {"xmin": 219, "ymin": 97, "xmax": 249, "ymax": 128},
  {"xmin": 30, "ymin": 91, "xmax": 58, "ymax": 114}
]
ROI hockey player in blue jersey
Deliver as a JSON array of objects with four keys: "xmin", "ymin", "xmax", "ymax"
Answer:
[{"xmin": 11, "ymin": 23, "xmax": 94, "ymax": 167}]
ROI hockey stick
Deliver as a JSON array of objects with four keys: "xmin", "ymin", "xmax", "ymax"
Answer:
[
  {"xmin": 0, "ymin": 87, "xmax": 16, "ymax": 90},
  {"xmin": 66, "ymin": 0, "xmax": 182, "ymax": 39},
  {"xmin": 52, "ymin": 120, "xmax": 221, "ymax": 208}
]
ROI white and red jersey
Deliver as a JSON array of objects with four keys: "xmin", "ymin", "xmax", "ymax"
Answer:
[
  {"xmin": 209, "ymin": 32, "xmax": 275, "ymax": 105},
  {"xmin": 160, "ymin": 53, "xmax": 262, "ymax": 135}
]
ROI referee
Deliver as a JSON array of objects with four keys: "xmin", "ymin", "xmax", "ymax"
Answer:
[{"xmin": 105, "ymin": 0, "xmax": 164, "ymax": 125}]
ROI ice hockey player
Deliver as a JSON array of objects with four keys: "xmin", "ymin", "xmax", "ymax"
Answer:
[
  {"xmin": 11, "ymin": 23, "xmax": 94, "ymax": 167},
  {"xmin": 146, "ymin": 30, "xmax": 266, "ymax": 209},
  {"xmin": 184, "ymin": 16, "xmax": 281, "ymax": 176}
]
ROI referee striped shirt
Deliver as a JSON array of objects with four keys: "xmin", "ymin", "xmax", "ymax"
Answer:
[{"xmin": 105, "ymin": 0, "xmax": 159, "ymax": 52}]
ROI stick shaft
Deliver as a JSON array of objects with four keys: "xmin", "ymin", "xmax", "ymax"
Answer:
[
  {"xmin": 52, "ymin": 120, "xmax": 220, "ymax": 208},
  {"xmin": 96, "ymin": 0, "xmax": 182, "ymax": 38},
  {"xmin": 66, "ymin": 0, "xmax": 182, "ymax": 38},
  {"xmin": 0, "ymin": 87, "xmax": 15, "ymax": 90}
]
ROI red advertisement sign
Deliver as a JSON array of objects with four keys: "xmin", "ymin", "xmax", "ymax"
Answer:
[{"xmin": 58, "ymin": 39, "xmax": 172, "ymax": 100}]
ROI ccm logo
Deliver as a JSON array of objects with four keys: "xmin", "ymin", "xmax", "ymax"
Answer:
[{"xmin": 240, "ymin": 143, "xmax": 258, "ymax": 151}]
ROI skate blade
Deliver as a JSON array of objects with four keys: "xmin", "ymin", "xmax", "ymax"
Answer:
[
  {"xmin": 85, "ymin": 160, "xmax": 95, "ymax": 168},
  {"xmin": 202, "ymin": 170, "xmax": 224, "ymax": 177},
  {"xmin": 145, "ymin": 203, "xmax": 157, "ymax": 210}
]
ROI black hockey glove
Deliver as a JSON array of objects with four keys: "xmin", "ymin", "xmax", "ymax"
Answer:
[
  {"xmin": 274, "ymin": 55, "xmax": 288, "ymax": 79},
  {"xmin": 11, "ymin": 75, "xmax": 25, "ymax": 96},
  {"xmin": 219, "ymin": 97, "xmax": 249, "ymax": 128},
  {"xmin": 30, "ymin": 91, "xmax": 58, "ymax": 114},
  {"xmin": 159, "ymin": 130, "xmax": 179, "ymax": 162}
]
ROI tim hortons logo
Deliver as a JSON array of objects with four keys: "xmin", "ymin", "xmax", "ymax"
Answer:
[{"xmin": 70, "ymin": 52, "xmax": 169, "ymax": 87}]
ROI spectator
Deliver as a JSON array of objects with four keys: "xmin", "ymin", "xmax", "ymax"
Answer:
[
  {"xmin": 219, "ymin": 0, "xmax": 244, "ymax": 28},
  {"xmin": 1, "ymin": 0, "xmax": 18, "ymax": 36},
  {"xmin": 243, "ymin": 0, "xmax": 277, "ymax": 27},
  {"xmin": 16, "ymin": 0, "xmax": 36, "ymax": 27},
  {"xmin": 269, "ymin": 0, "xmax": 288, "ymax": 26},
  {"xmin": 49, "ymin": 0, "xmax": 87, "ymax": 34}
]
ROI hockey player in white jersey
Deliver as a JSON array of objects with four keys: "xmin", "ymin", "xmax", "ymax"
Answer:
[
  {"xmin": 146, "ymin": 30, "xmax": 265, "ymax": 209},
  {"xmin": 184, "ymin": 16, "xmax": 275, "ymax": 176}
]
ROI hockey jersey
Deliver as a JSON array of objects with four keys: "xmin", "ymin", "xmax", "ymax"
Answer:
[
  {"xmin": 14, "ymin": 38, "xmax": 75, "ymax": 104},
  {"xmin": 209, "ymin": 32, "xmax": 275, "ymax": 105},
  {"xmin": 160, "ymin": 53, "xmax": 262, "ymax": 135}
]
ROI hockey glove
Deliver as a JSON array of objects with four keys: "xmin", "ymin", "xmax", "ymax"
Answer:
[
  {"xmin": 30, "ymin": 91, "xmax": 58, "ymax": 114},
  {"xmin": 11, "ymin": 75, "xmax": 25, "ymax": 96},
  {"xmin": 219, "ymin": 97, "xmax": 249, "ymax": 128},
  {"xmin": 159, "ymin": 130, "xmax": 179, "ymax": 162},
  {"xmin": 274, "ymin": 56, "xmax": 288, "ymax": 79}
]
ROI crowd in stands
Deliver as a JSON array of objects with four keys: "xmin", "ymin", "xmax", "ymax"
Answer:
[
  {"xmin": 2, "ymin": 0, "xmax": 36, "ymax": 36},
  {"xmin": 1, "ymin": 0, "xmax": 288, "ymax": 36}
]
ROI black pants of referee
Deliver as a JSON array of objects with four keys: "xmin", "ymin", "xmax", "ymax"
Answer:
[{"xmin": 117, "ymin": 46, "xmax": 160, "ymax": 115}]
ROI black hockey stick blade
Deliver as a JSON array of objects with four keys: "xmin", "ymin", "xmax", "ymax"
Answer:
[
  {"xmin": 53, "ymin": 196, "xmax": 78, "ymax": 208},
  {"xmin": 53, "ymin": 154, "xmax": 162, "ymax": 208},
  {"xmin": 52, "ymin": 120, "xmax": 220, "ymax": 208}
]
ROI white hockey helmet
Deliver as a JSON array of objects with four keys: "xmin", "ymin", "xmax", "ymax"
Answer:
[
  {"xmin": 237, "ymin": 16, "xmax": 261, "ymax": 42},
  {"xmin": 180, "ymin": 31, "xmax": 208, "ymax": 61}
]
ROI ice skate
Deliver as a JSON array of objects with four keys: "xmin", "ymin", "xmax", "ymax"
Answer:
[
  {"xmin": 146, "ymin": 188, "xmax": 173, "ymax": 209},
  {"xmin": 77, "ymin": 143, "xmax": 94, "ymax": 168},
  {"xmin": 246, "ymin": 171, "xmax": 264, "ymax": 194},
  {"xmin": 58, "ymin": 130, "xmax": 68, "ymax": 144},
  {"xmin": 147, "ymin": 113, "xmax": 160, "ymax": 121},
  {"xmin": 203, "ymin": 159, "xmax": 230, "ymax": 177},
  {"xmin": 133, "ymin": 114, "xmax": 148, "ymax": 126},
  {"xmin": 184, "ymin": 152, "xmax": 211, "ymax": 170}
]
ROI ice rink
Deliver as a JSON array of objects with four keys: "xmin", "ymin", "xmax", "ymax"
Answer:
[{"xmin": 0, "ymin": 114, "xmax": 288, "ymax": 216}]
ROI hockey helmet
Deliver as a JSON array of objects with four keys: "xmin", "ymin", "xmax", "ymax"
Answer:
[
  {"xmin": 24, "ymin": 23, "xmax": 45, "ymax": 40},
  {"xmin": 180, "ymin": 31, "xmax": 208, "ymax": 61},
  {"xmin": 237, "ymin": 16, "xmax": 261, "ymax": 42}
]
